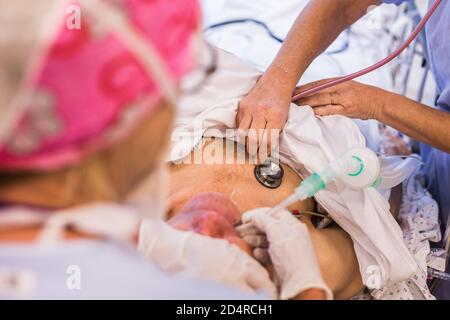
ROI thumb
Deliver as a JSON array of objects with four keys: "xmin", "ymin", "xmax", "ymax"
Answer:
[{"xmin": 249, "ymin": 213, "xmax": 281, "ymax": 241}]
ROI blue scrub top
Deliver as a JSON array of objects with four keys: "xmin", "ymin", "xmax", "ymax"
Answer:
[
  {"xmin": 383, "ymin": 1, "xmax": 450, "ymax": 108},
  {"xmin": 0, "ymin": 241, "xmax": 264, "ymax": 300},
  {"xmin": 383, "ymin": 0, "xmax": 450, "ymax": 299},
  {"xmin": 382, "ymin": 0, "xmax": 450, "ymax": 226}
]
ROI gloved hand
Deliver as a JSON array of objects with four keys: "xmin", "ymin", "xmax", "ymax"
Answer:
[
  {"xmin": 239, "ymin": 208, "xmax": 333, "ymax": 300},
  {"xmin": 138, "ymin": 217, "xmax": 277, "ymax": 298}
]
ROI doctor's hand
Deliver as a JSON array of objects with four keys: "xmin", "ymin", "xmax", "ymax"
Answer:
[
  {"xmin": 239, "ymin": 208, "xmax": 332, "ymax": 300},
  {"xmin": 236, "ymin": 72, "xmax": 293, "ymax": 156},
  {"xmin": 294, "ymin": 79, "xmax": 389, "ymax": 121},
  {"xmin": 138, "ymin": 218, "xmax": 277, "ymax": 298}
]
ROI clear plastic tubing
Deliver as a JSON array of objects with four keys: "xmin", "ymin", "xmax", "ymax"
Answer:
[
  {"xmin": 267, "ymin": 147, "xmax": 380, "ymax": 215},
  {"xmin": 291, "ymin": 0, "xmax": 443, "ymax": 102},
  {"xmin": 267, "ymin": 171, "xmax": 334, "ymax": 215}
]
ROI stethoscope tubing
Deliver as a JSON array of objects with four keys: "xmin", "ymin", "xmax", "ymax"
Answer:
[{"xmin": 291, "ymin": 0, "xmax": 443, "ymax": 101}]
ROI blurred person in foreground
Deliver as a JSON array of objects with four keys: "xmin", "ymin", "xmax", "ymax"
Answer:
[{"xmin": 0, "ymin": 0, "xmax": 276, "ymax": 299}]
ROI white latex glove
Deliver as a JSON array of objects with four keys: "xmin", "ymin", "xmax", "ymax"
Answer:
[
  {"xmin": 138, "ymin": 218, "xmax": 277, "ymax": 298},
  {"xmin": 240, "ymin": 208, "xmax": 333, "ymax": 300}
]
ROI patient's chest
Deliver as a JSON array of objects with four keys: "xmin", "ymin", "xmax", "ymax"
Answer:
[{"xmin": 168, "ymin": 138, "xmax": 315, "ymax": 218}]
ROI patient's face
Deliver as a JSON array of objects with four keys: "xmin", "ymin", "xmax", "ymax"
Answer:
[
  {"xmin": 167, "ymin": 138, "xmax": 315, "ymax": 251},
  {"xmin": 168, "ymin": 139, "xmax": 314, "ymax": 217}
]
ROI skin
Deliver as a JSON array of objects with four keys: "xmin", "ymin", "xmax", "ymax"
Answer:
[
  {"xmin": 236, "ymin": 0, "xmax": 450, "ymax": 154},
  {"xmin": 168, "ymin": 138, "xmax": 363, "ymax": 299}
]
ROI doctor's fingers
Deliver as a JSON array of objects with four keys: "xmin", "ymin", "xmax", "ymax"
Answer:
[
  {"xmin": 236, "ymin": 224, "xmax": 268, "ymax": 247},
  {"xmin": 263, "ymin": 122, "xmax": 281, "ymax": 158},
  {"xmin": 237, "ymin": 112, "xmax": 252, "ymax": 140},
  {"xmin": 236, "ymin": 113, "xmax": 251, "ymax": 146},
  {"xmin": 295, "ymin": 89, "xmax": 344, "ymax": 108},
  {"xmin": 249, "ymin": 211, "xmax": 306, "ymax": 245},
  {"xmin": 236, "ymin": 107, "xmax": 252, "ymax": 130},
  {"xmin": 247, "ymin": 116, "xmax": 267, "ymax": 157},
  {"xmin": 246, "ymin": 213, "xmax": 280, "ymax": 238},
  {"xmin": 293, "ymin": 78, "xmax": 340, "ymax": 100},
  {"xmin": 253, "ymin": 248, "xmax": 271, "ymax": 265},
  {"xmin": 242, "ymin": 234, "xmax": 269, "ymax": 248},
  {"xmin": 236, "ymin": 222, "xmax": 263, "ymax": 236},
  {"xmin": 313, "ymin": 104, "xmax": 347, "ymax": 117}
]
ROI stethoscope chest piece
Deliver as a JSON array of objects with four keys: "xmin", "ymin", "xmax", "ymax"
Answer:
[{"xmin": 254, "ymin": 158, "xmax": 284, "ymax": 189}]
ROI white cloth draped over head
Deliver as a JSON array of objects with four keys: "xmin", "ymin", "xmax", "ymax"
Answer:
[
  {"xmin": 0, "ymin": 0, "xmax": 61, "ymax": 144},
  {"xmin": 170, "ymin": 47, "xmax": 421, "ymax": 289}
]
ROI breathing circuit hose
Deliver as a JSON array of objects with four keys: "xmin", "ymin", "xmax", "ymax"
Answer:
[{"xmin": 291, "ymin": 0, "xmax": 443, "ymax": 102}]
